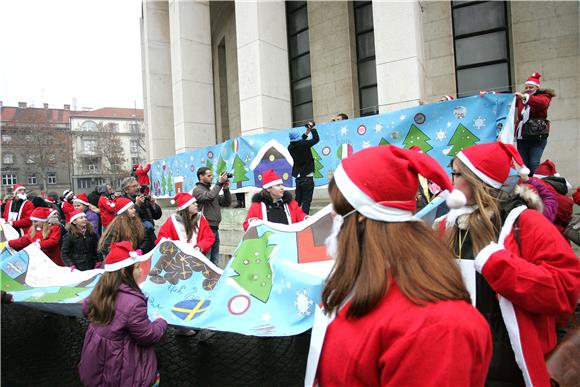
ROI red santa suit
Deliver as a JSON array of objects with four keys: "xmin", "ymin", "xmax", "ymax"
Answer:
[
  {"xmin": 98, "ymin": 196, "xmax": 116, "ymax": 228},
  {"xmin": 134, "ymin": 163, "xmax": 151, "ymax": 187},
  {"xmin": 155, "ymin": 213, "xmax": 215, "ymax": 254},
  {"xmin": 243, "ymin": 191, "xmax": 306, "ymax": 231},
  {"xmin": 317, "ymin": 283, "xmax": 492, "ymax": 387},
  {"xmin": 61, "ymin": 200, "xmax": 75, "ymax": 223},
  {"xmin": 3, "ymin": 199, "xmax": 34, "ymax": 236}
]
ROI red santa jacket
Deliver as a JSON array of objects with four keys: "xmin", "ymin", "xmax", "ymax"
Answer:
[
  {"xmin": 98, "ymin": 196, "xmax": 116, "ymax": 228},
  {"xmin": 61, "ymin": 200, "xmax": 75, "ymax": 223},
  {"xmin": 135, "ymin": 163, "xmax": 151, "ymax": 187},
  {"xmin": 467, "ymin": 207, "xmax": 580, "ymax": 387},
  {"xmin": 8, "ymin": 225, "xmax": 63, "ymax": 266},
  {"xmin": 315, "ymin": 282, "xmax": 492, "ymax": 387},
  {"xmin": 155, "ymin": 213, "xmax": 215, "ymax": 254},
  {"xmin": 243, "ymin": 191, "xmax": 307, "ymax": 231},
  {"xmin": 3, "ymin": 199, "xmax": 34, "ymax": 236},
  {"xmin": 515, "ymin": 91, "xmax": 553, "ymax": 139}
]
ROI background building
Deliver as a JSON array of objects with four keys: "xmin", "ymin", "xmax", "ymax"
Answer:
[
  {"xmin": 141, "ymin": 0, "xmax": 579, "ymax": 184},
  {"xmin": 1, "ymin": 102, "xmax": 73, "ymax": 196},
  {"xmin": 70, "ymin": 108, "xmax": 145, "ymax": 191}
]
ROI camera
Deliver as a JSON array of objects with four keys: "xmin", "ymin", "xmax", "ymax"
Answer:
[
  {"xmin": 305, "ymin": 121, "xmax": 316, "ymax": 129},
  {"xmin": 226, "ymin": 172, "xmax": 234, "ymax": 179}
]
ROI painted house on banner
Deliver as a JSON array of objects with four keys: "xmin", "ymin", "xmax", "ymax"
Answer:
[{"xmin": 249, "ymin": 140, "xmax": 294, "ymax": 188}]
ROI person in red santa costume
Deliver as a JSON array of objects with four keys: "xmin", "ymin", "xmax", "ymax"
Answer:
[
  {"xmin": 155, "ymin": 192, "xmax": 215, "ymax": 254},
  {"xmin": 514, "ymin": 72, "xmax": 555, "ymax": 176},
  {"xmin": 61, "ymin": 189, "xmax": 76, "ymax": 223},
  {"xmin": 8, "ymin": 207, "xmax": 64, "ymax": 266},
  {"xmin": 306, "ymin": 146, "xmax": 492, "ymax": 387},
  {"xmin": 243, "ymin": 169, "xmax": 307, "ymax": 231},
  {"xmin": 437, "ymin": 142, "xmax": 580, "ymax": 387},
  {"xmin": 133, "ymin": 163, "xmax": 151, "ymax": 195},
  {"xmin": 2, "ymin": 184, "xmax": 34, "ymax": 236}
]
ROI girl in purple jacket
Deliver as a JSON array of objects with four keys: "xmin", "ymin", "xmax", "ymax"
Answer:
[{"xmin": 79, "ymin": 241, "xmax": 167, "ymax": 387}]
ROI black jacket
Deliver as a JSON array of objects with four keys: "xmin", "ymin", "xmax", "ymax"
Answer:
[
  {"xmin": 288, "ymin": 128, "xmax": 320, "ymax": 178},
  {"xmin": 61, "ymin": 232, "xmax": 99, "ymax": 271},
  {"xmin": 121, "ymin": 193, "xmax": 162, "ymax": 225},
  {"xmin": 251, "ymin": 191, "xmax": 295, "ymax": 225}
]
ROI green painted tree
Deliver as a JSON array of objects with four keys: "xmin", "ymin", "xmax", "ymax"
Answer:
[
  {"xmin": 161, "ymin": 173, "xmax": 167, "ymax": 195},
  {"xmin": 167, "ymin": 173, "xmax": 174, "ymax": 196},
  {"xmin": 231, "ymin": 231, "xmax": 276, "ymax": 303},
  {"xmin": 216, "ymin": 156, "xmax": 227, "ymax": 176},
  {"xmin": 379, "ymin": 137, "xmax": 391, "ymax": 146},
  {"xmin": 233, "ymin": 154, "xmax": 250, "ymax": 189},
  {"xmin": 447, "ymin": 124, "xmax": 480, "ymax": 157},
  {"xmin": 311, "ymin": 148, "xmax": 324, "ymax": 178},
  {"xmin": 403, "ymin": 124, "xmax": 433, "ymax": 152}
]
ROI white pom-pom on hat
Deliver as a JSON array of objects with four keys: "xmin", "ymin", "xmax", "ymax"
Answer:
[
  {"xmin": 170, "ymin": 199, "xmax": 176, "ymax": 205},
  {"xmin": 518, "ymin": 166, "xmax": 530, "ymax": 178},
  {"xmin": 110, "ymin": 203, "xmax": 116, "ymax": 208},
  {"xmin": 446, "ymin": 189, "xmax": 467, "ymax": 209}
]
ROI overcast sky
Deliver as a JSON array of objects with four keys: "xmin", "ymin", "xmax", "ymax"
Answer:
[{"xmin": 0, "ymin": 0, "xmax": 143, "ymax": 110}]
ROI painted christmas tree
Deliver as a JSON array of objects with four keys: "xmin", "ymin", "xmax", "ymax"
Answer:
[
  {"xmin": 231, "ymin": 231, "xmax": 276, "ymax": 303},
  {"xmin": 233, "ymin": 154, "xmax": 250, "ymax": 189},
  {"xmin": 161, "ymin": 173, "xmax": 167, "ymax": 195},
  {"xmin": 447, "ymin": 124, "xmax": 480, "ymax": 157},
  {"xmin": 403, "ymin": 124, "xmax": 433, "ymax": 152},
  {"xmin": 311, "ymin": 148, "xmax": 323, "ymax": 178},
  {"xmin": 379, "ymin": 137, "xmax": 391, "ymax": 146},
  {"xmin": 167, "ymin": 173, "xmax": 174, "ymax": 196}
]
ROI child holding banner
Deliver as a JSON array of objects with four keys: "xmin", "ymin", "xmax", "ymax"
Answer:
[
  {"xmin": 79, "ymin": 241, "xmax": 167, "ymax": 387},
  {"xmin": 307, "ymin": 146, "xmax": 492, "ymax": 386}
]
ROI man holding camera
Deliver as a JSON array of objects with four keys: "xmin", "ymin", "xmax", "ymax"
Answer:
[
  {"xmin": 120, "ymin": 176, "xmax": 162, "ymax": 253},
  {"xmin": 287, "ymin": 121, "xmax": 319, "ymax": 214},
  {"xmin": 192, "ymin": 167, "xmax": 232, "ymax": 265}
]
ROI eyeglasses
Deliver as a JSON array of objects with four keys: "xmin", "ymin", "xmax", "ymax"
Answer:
[{"xmin": 451, "ymin": 171, "xmax": 462, "ymax": 180}]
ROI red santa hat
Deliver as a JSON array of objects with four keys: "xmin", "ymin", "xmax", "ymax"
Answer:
[
  {"xmin": 73, "ymin": 193, "xmax": 90, "ymax": 206},
  {"xmin": 170, "ymin": 192, "xmax": 196, "ymax": 211},
  {"xmin": 69, "ymin": 209, "xmax": 86, "ymax": 224},
  {"xmin": 12, "ymin": 184, "xmax": 26, "ymax": 194},
  {"xmin": 133, "ymin": 163, "xmax": 140, "ymax": 170},
  {"xmin": 30, "ymin": 207, "xmax": 53, "ymax": 222},
  {"xmin": 525, "ymin": 72, "xmax": 541, "ymax": 87},
  {"xmin": 334, "ymin": 145, "xmax": 466, "ymax": 222},
  {"xmin": 63, "ymin": 189, "xmax": 74, "ymax": 200},
  {"xmin": 45, "ymin": 196, "xmax": 56, "ymax": 204},
  {"xmin": 114, "ymin": 197, "xmax": 134, "ymax": 215},
  {"xmin": 534, "ymin": 159, "xmax": 559, "ymax": 177},
  {"xmin": 441, "ymin": 95, "xmax": 455, "ymax": 101},
  {"xmin": 104, "ymin": 241, "xmax": 147, "ymax": 272},
  {"xmin": 456, "ymin": 142, "xmax": 530, "ymax": 189},
  {"xmin": 262, "ymin": 169, "xmax": 283, "ymax": 189}
]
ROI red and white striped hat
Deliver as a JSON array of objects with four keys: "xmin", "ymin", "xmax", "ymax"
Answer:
[{"xmin": 104, "ymin": 241, "xmax": 147, "ymax": 272}]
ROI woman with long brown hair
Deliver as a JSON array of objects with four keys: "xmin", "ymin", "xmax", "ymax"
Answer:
[
  {"xmin": 61, "ymin": 210, "xmax": 99, "ymax": 271},
  {"xmin": 79, "ymin": 241, "xmax": 167, "ymax": 387},
  {"xmin": 437, "ymin": 142, "xmax": 580, "ymax": 387},
  {"xmin": 307, "ymin": 146, "xmax": 492, "ymax": 386},
  {"xmin": 98, "ymin": 197, "xmax": 145, "ymax": 259}
]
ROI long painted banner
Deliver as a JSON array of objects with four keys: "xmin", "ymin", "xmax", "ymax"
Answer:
[{"xmin": 150, "ymin": 94, "xmax": 515, "ymax": 196}]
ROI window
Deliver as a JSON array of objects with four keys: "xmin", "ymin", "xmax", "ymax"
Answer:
[
  {"xmin": 3, "ymin": 153, "xmax": 14, "ymax": 164},
  {"xmin": 354, "ymin": 1, "xmax": 378, "ymax": 116},
  {"xmin": 452, "ymin": 1, "xmax": 512, "ymax": 97},
  {"xmin": 88, "ymin": 164, "xmax": 98, "ymax": 172},
  {"xmin": 81, "ymin": 120, "xmax": 97, "ymax": 131},
  {"xmin": 108, "ymin": 123, "xmax": 119, "ymax": 132},
  {"xmin": 84, "ymin": 139, "xmax": 97, "ymax": 153},
  {"xmin": 77, "ymin": 178, "xmax": 91, "ymax": 189},
  {"xmin": 130, "ymin": 140, "xmax": 139, "ymax": 154},
  {"xmin": 2, "ymin": 174, "xmax": 16, "ymax": 186},
  {"xmin": 1, "ymin": 135, "xmax": 11, "ymax": 143},
  {"xmin": 131, "ymin": 157, "xmax": 140, "ymax": 166},
  {"xmin": 129, "ymin": 123, "xmax": 140, "ymax": 133},
  {"xmin": 27, "ymin": 176, "xmax": 37, "ymax": 185},
  {"xmin": 286, "ymin": 1, "xmax": 313, "ymax": 127},
  {"xmin": 47, "ymin": 172, "xmax": 56, "ymax": 185}
]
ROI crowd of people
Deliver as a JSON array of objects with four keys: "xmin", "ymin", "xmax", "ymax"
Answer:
[{"xmin": 2, "ymin": 75, "xmax": 580, "ymax": 386}]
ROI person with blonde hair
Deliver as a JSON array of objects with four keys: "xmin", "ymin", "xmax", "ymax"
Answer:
[
  {"xmin": 437, "ymin": 142, "xmax": 580, "ymax": 386},
  {"xmin": 307, "ymin": 146, "xmax": 491, "ymax": 386}
]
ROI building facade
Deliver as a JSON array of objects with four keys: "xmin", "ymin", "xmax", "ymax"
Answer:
[
  {"xmin": 141, "ymin": 1, "xmax": 579, "ymax": 184},
  {"xmin": 70, "ymin": 108, "xmax": 145, "ymax": 191},
  {"xmin": 0, "ymin": 102, "xmax": 73, "ymax": 196}
]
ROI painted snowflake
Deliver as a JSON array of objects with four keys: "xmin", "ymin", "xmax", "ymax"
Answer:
[
  {"xmin": 340, "ymin": 126, "xmax": 348, "ymax": 136},
  {"xmin": 400, "ymin": 114, "xmax": 407, "ymax": 121},
  {"xmin": 435, "ymin": 129, "xmax": 447, "ymax": 142},
  {"xmin": 375, "ymin": 122, "xmax": 383, "ymax": 133},
  {"xmin": 473, "ymin": 116, "xmax": 486, "ymax": 130},
  {"xmin": 294, "ymin": 289, "xmax": 314, "ymax": 317}
]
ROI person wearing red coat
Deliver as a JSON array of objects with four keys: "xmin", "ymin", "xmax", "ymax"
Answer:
[
  {"xmin": 514, "ymin": 72, "xmax": 555, "ymax": 176},
  {"xmin": 133, "ymin": 163, "xmax": 151, "ymax": 188},
  {"xmin": 534, "ymin": 160, "xmax": 574, "ymax": 237},
  {"xmin": 61, "ymin": 189, "xmax": 76, "ymax": 223},
  {"xmin": 155, "ymin": 193, "xmax": 215, "ymax": 254},
  {"xmin": 98, "ymin": 194, "xmax": 117, "ymax": 229},
  {"xmin": 437, "ymin": 143, "xmax": 580, "ymax": 387},
  {"xmin": 243, "ymin": 169, "xmax": 307, "ymax": 231},
  {"xmin": 2, "ymin": 184, "xmax": 34, "ymax": 236},
  {"xmin": 8, "ymin": 207, "xmax": 64, "ymax": 266}
]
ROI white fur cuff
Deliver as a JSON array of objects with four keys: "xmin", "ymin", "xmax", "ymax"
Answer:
[{"xmin": 474, "ymin": 242, "xmax": 504, "ymax": 273}]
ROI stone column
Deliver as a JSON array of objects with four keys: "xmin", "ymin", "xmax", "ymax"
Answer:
[
  {"xmin": 373, "ymin": 1, "xmax": 426, "ymax": 112},
  {"xmin": 141, "ymin": 0, "xmax": 175, "ymax": 161},
  {"xmin": 235, "ymin": 0, "xmax": 292, "ymax": 136},
  {"xmin": 168, "ymin": 0, "xmax": 216, "ymax": 153}
]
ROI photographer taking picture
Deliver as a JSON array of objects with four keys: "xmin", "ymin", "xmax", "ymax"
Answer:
[
  {"xmin": 120, "ymin": 176, "xmax": 162, "ymax": 253},
  {"xmin": 192, "ymin": 168, "xmax": 232, "ymax": 265},
  {"xmin": 287, "ymin": 120, "xmax": 319, "ymax": 214}
]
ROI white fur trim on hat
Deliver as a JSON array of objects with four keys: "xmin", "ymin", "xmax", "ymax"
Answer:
[
  {"xmin": 70, "ymin": 212, "xmax": 87, "ymax": 224},
  {"xmin": 263, "ymin": 179, "xmax": 283, "ymax": 189},
  {"xmin": 14, "ymin": 186, "xmax": 26, "ymax": 193},
  {"xmin": 524, "ymin": 80, "xmax": 540, "ymax": 87},
  {"xmin": 116, "ymin": 201, "xmax": 134, "ymax": 215},
  {"xmin": 30, "ymin": 215, "xmax": 48, "ymax": 222},
  {"xmin": 73, "ymin": 197, "xmax": 90, "ymax": 206},
  {"xmin": 457, "ymin": 151, "xmax": 503, "ymax": 189},
  {"xmin": 333, "ymin": 164, "xmax": 420, "ymax": 222},
  {"xmin": 104, "ymin": 252, "xmax": 149, "ymax": 272},
  {"xmin": 176, "ymin": 196, "xmax": 196, "ymax": 211}
]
